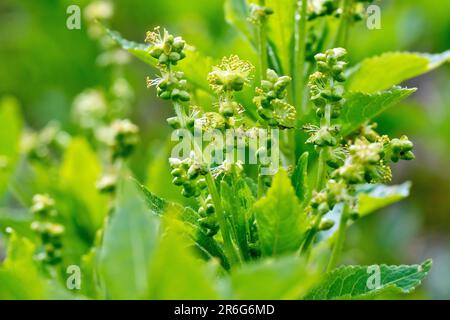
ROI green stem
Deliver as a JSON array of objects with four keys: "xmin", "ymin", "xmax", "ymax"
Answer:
[
  {"xmin": 327, "ymin": 202, "xmax": 349, "ymax": 272},
  {"xmin": 205, "ymin": 173, "xmax": 241, "ymax": 266},
  {"xmin": 334, "ymin": 0, "xmax": 352, "ymax": 48},
  {"xmin": 314, "ymin": 103, "xmax": 332, "ymax": 191},
  {"xmin": 256, "ymin": 0, "xmax": 268, "ymax": 82},
  {"xmin": 294, "ymin": 0, "xmax": 308, "ymax": 115},
  {"xmin": 174, "ymin": 101, "xmax": 241, "ymax": 266}
]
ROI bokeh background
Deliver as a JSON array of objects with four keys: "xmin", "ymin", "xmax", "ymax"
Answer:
[{"xmin": 0, "ymin": 0, "xmax": 449, "ymax": 298}]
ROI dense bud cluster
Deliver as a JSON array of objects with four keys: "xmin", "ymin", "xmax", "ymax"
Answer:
[
  {"xmin": 146, "ymin": 27, "xmax": 186, "ymax": 67},
  {"xmin": 169, "ymin": 157, "xmax": 219, "ymax": 236},
  {"xmin": 30, "ymin": 194, "xmax": 64, "ymax": 265},
  {"xmin": 169, "ymin": 157, "xmax": 209, "ymax": 198},
  {"xmin": 307, "ymin": 0, "xmax": 338, "ymax": 21},
  {"xmin": 106, "ymin": 119, "xmax": 139, "ymax": 160},
  {"xmin": 21, "ymin": 122, "xmax": 71, "ymax": 165},
  {"xmin": 388, "ymin": 135, "xmax": 415, "ymax": 162},
  {"xmin": 308, "ymin": 48, "xmax": 347, "ymax": 118},
  {"xmin": 254, "ymin": 69, "xmax": 296, "ymax": 128},
  {"xmin": 208, "ymin": 55, "xmax": 254, "ymax": 95},
  {"xmin": 248, "ymin": 3, "xmax": 274, "ymax": 24},
  {"xmin": 147, "ymin": 71, "xmax": 190, "ymax": 103}
]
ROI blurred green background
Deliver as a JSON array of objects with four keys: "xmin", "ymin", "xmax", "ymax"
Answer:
[{"xmin": 0, "ymin": 0, "xmax": 449, "ymax": 298}]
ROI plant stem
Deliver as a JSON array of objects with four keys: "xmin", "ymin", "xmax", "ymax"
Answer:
[
  {"xmin": 327, "ymin": 202, "xmax": 349, "ymax": 272},
  {"xmin": 205, "ymin": 172, "xmax": 241, "ymax": 266},
  {"xmin": 314, "ymin": 103, "xmax": 332, "ymax": 191},
  {"xmin": 294, "ymin": 0, "xmax": 308, "ymax": 115},
  {"xmin": 256, "ymin": 0, "xmax": 268, "ymax": 82},
  {"xmin": 334, "ymin": 0, "xmax": 353, "ymax": 48},
  {"xmin": 173, "ymin": 101, "xmax": 241, "ymax": 266}
]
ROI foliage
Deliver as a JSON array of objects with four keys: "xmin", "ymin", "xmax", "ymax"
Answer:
[{"xmin": 0, "ymin": 0, "xmax": 448, "ymax": 300}]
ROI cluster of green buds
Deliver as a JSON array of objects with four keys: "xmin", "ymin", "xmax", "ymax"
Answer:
[
  {"xmin": 248, "ymin": 2, "xmax": 273, "ymax": 24},
  {"xmin": 309, "ymin": 48, "xmax": 347, "ymax": 117},
  {"xmin": 169, "ymin": 157, "xmax": 219, "ymax": 236},
  {"xmin": 351, "ymin": 0, "xmax": 376, "ymax": 22},
  {"xmin": 145, "ymin": 28, "xmax": 190, "ymax": 103},
  {"xmin": 30, "ymin": 194, "xmax": 64, "ymax": 265},
  {"xmin": 307, "ymin": 0, "xmax": 339, "ymax": 21},
  {"xmin": 208, "ymin": 55, "xmax": 254, "ymax": 122},
  {"xmin": 147, "ymin": 71, "xmax": 190, "ymax": 103},
  {"xmin": 332, "ymin": 138, "xmax": 390, "ymax": 184},
  {"xmin": 105, "ymin": 119, "xmax": 139, "ymax": 161},
  {"xmin": 169, "ymin": 157, "xmax": 209, "ymax": 198},
  {"xmin": 254, "ymin": 69, "xmax": 296, "ymax": 128},
  {"xmin": 21, "ymin": 121, "xmax": 71, "ymax": 165},
  {"xmin": 146, "ymin": 27, "xmax": 187, "ymax": 67},
  {"xmin": 197, "ymin": 194, "xmax": 219, "ymax": 236}
]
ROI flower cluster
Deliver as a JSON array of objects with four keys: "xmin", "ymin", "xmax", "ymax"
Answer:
[
  {"xmin": 248, "ymin": 3, "xmax": 274, "ymax": 24},
  {"xmin": 21, "ymin": 122, "xmax": 71, "ymax": 165},
  {"xmin": 146, "ymin": 27, "xmax": 187, "ymax": 67},
  {"xmin": 254, "ymin": 69, "xmax": 296, "ymax": 128},
  {"xmin": 30, "ymin": 194, "xmax": 64, "ymax": 265}
]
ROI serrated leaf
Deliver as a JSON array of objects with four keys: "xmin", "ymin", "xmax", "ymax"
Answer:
[
  {"xmin": 254, "ymin": 169, "xmax": 307, "ymax": 256},
  {"xmin": 0, "ymin": 97, "xmax": 22, "ymax": 200},
  {"xmin": 96, "ymin": 177, "xmax": 160, "ymax": 299},
  {"xmin": 305, "ymin": 260, "xmax": 432, "ymax": 299},
  {"xmin": 147, "ymin": 228, "xmax": 220, "ymax": 299},
  {"xmin": 106, "ymin": 28, "xmax": 214, "ymax": 93},
  {"xmin": 59, "ymin": 138, "xmax": 107, "ymax": 236},
  {"xmin": 292, "ymin": 152, "xmax": 310, "ymax": 203},
  {"xmin": 356, "ymin": 182, "xmax": 411, "ymax": 217},
  {"xmin": 347, "ymin": 51, "xmax": 450, "ymax": 93},
  {"xmin": 341, "ymin": 87, "xmax": 416, "ymax": 135},
  {"xmin": 229, "ymin": 255, "xmax": 317, "ymax": 299}
]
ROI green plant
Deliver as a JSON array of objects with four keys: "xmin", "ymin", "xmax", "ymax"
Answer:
[{"xmin": 0, "ymin": 0, "xmax": 449, "ymax": 300}]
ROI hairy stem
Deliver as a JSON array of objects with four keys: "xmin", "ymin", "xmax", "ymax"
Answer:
[{"xmin": 327, "ymin": 203, "xmax": 349, "ymax": 272}]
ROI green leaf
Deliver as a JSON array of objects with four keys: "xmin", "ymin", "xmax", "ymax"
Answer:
[
  {"xmin": 135, "ymin": 179, "xmax": 169, "ymax": 215},
  {"xmin": 291, "ymin": 152, "xmax": 310, "ymax": 203},
  {"xmin": 0, "ymin": 97, "xmax": 22, "ymax": 199},
  {"xmin": 229, "ymin": 255, "xmax": 317, "ymax": 299},
  {"xmin": 106, "ymin": 28, "xmax": 214, "ymax": 94},
  {"xmin": 137, "ymin": 181, "xmax": 230, "ymax": 270},
  {"xmin": 224, "ymin": 0, "xmax": 254, "ymax": 41},
  {"xmin": 341, "ymin": 87, "xmax": 416, "ymax": 136},
  {"xmin": 254, "ymin": 169, "xmax": 307, "ymax": 256},
  {"xmin": 59, "ymin": 138, "xmax": 107, "ymax": 235},
  {"xmin": 0, "ymin": 232, "xmax": 76, "ymax": 299},
  {"xmin": 357, "ymin": 182, "xmax": 411, "ymax": 217},
  {"xmin": 0, "ymin": 208, "xmax": 35, "ymax": 240},
  {"xmin": 147, "ymin": 229, "xmax": 220, "ymax": 299},
  {"xmin": 347, "ymin": 51, "xmax": 450, "ymax": 93},
  {"xmin": 304, "ymin": 260, "xmax": 432, "ymax": 299},
  {"xmin": 266, "ymin": 0, "xmax": 296, "ymax": 74},
  {"xmin": 96, "ymin": 176, "xmax": 160, "ymax": 299},
  {"xmin": 221, "ymin": 178, "xmax": 255, "ymax": 261}
]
